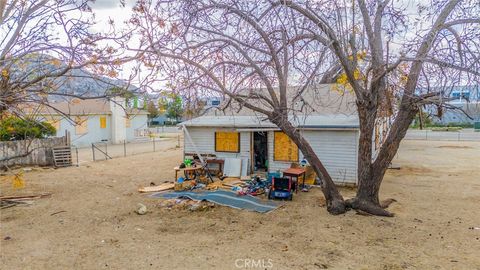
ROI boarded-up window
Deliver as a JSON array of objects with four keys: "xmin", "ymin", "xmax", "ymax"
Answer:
[
  {"xmin": 215, "ymin": 131, "xmax": 240, "ymax": 153},
  {"xmin": 125, "ymin": 117, "xmax": 131, "ymax": 128},
  {"xmin": 75, "ymin": 116, "xmax": 88, "ymax": 135},
  {"xmin": 99, "ymin": 116, "xmax": 107, "ymax": 129},
  {"xmin": 273, "ymin": 131, "xmax": 298, "ymax": 162}
]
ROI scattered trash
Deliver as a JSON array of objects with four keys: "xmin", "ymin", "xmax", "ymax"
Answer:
[
  {"xmin": 157, "ymin": 198, "xmax": 215, "ymax": 211},
  {"xmin": 314, "ymin": 263, "xmax": 329, "ymax": 269},
  {"xmin": 12, "ymin": 172, "xmax": 25, "ymax": 189},
  {"xmin": 174, "ymin": 180, "xmax": 196, "ymax": 191},
  {"xmin": 413, "ymin": 218, "xmax": 423, "ymax": 223},
  {"xmin": 153, "ymin": 190, "xmax": 282, "ymax": 213},
  {"xmin": 50, "ymin": 210, "xmax": 67, "ymax": 216},
  {"xmin": 4, "ymin": 236, "xmax": 11, "ymax": 241},
  {"xmin": 0, "ymin": 193, "xmax": 51, "ymax": 201},
  {"xmin": 138, "ymin": 183, "xmax": 174, "ymax": 193},
  {"xmin": 135, "ymin": 203, "xmax": 147, "ymax": 215},
  {"xmin": 1, "ymin": 200, "xmax": 29, "ymax": 209}
]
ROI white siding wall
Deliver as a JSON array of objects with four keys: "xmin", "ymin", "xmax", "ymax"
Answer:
[
  {"xmin": 184, "ymin": 127, "xmax": 358, "ymax": 185},
  {"xmin": 183, "ymin": 127, "xmax": 251, "ymax": 165},
  {"xmin": 126, "ymin": 114, "xmax": 149, "ymax": 141},
  {"xmin": 268, "ymin": 130, "xmax": 358, "ymax": 185},
  {"xmin": 58, "ymin": 115, "xmax": 112, "ymax": 148}
]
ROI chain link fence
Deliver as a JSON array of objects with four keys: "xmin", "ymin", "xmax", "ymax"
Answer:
[
  {"xmin": 77, "ymin": 135, "xmax": 182, "ymax": 165},
  {"xmin": 405, "ymin": 129, "xmax": 480, "ymax": 141}
]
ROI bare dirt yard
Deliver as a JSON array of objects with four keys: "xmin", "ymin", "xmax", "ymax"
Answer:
[{"xmin": 1, "ymin": 139, "xmax": 479, "ymax": 270}]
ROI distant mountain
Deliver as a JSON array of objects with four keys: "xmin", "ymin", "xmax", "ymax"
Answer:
[{"xmin": 8, "ymin": 54, "xmax": 138, "ymax": 101}]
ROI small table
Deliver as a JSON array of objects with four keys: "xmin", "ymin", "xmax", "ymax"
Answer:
[
  {"xmin": 283, "ymin": 168, "xmax": 306, "ymax": 193},
  {"xmin": 193, "ymin": 159, "xmax": 225, "ymax": 177},
  {"xmin": 174, "ymin": 166, "xmax": 202, "ymax": 181}
]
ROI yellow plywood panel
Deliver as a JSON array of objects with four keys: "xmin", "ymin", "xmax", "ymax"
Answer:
[
  {"xmin": 215, "ymin": 131, "xmax": 240, "ymax": 152},
  {"xmin": 274, "ymin": 131, "xmax": 298, "ymax": 162},
  {"xmin": 75, "ymin": 116, "xmax": 88, "ymax": 135},
  {"xmin": 99, "ymin": 116, "xmax": 107, "ymax": 129}
]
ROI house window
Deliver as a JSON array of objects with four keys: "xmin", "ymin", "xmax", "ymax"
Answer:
[
  {"xmin": 99, "ymin": 116, "xmax": 107, "ymax": 128},
  {"xmin": 215, "ymin": 131, "xmax": 240, "ymax": 153},
  {"xmin": 273, "ymin": 131, "xmax": 298, "ymax": 162},
  {"xmin": 75, "ymin": 116, "xmax": 88, "ymax": 135}
]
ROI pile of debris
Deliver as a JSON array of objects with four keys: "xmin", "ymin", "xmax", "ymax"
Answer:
[
  {"xmin": 157, "ymin": 198, "xmax": 215, "ymax": 211},
  {"xmin": 138, "ymin": 176, "xmax": 271, "ymax": 196},
  {"xmin": 0, "ymin": 193, "xmax": 52, "ymax": 209}
]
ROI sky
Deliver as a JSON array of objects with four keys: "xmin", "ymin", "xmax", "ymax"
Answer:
[
  {"xmin": 90, "ymin": 0, "xmax": 136, "ymax": 33},
  {"xmin": 89, "ymin": 1, "xmax": 153, "ymax": 89}
]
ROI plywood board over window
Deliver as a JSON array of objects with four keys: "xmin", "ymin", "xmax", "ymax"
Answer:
[
  {"xmin": 125, "ymin": 117, "xmax": 131, "ymax": 128},
  {"xmin": 75, "ymin": 116, "xmax": 88, "ymax": 135},
  {"xmin": 215, "ymin": 131, "xmax": 240, "ymax": 153},
  {"xmin": 99, "ymin": 116, "xmax": 107, "ymax": 129},
  {"xmin": 274, "ymin": 131, "xmax": 299, "ymax": 162}
]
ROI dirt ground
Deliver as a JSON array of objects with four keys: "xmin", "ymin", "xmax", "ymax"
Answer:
[{"xmin": 1, "ymin": 139, "xmax": 479, "ymax": 270}]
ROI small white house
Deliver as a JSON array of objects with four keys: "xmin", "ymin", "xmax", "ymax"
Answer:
[
  {"xmin": 180, "ymin": 114, "xmax": 360, "ymax": 185},
  {"xmin": 179, "ymin": 84, "xmax": 365, "ymax": 185},
  {"xmin": 31, "ymin": 98, "xmax": 149, "ymax": 147}
]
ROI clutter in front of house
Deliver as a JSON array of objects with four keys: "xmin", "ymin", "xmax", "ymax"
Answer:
[
  {"xmin": 140, "ymin": 152, "xmax": 317, "ymax": 212},
  {"xmin": 152, "ymin": 190, "xmax": 282, "ymax": 213}
]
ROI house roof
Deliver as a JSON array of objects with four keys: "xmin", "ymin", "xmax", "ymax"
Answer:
[
  {"xmin": 180, "ymin": 114, "xmax": 359, "ymax": 129},
  {"xmin": 23, "ymin": 98, "xmax": 149, "ymax": 116}
]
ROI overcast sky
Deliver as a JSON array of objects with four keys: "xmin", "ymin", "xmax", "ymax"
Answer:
[{"xmin": 90, "ymin": 0, "xmax": 136, "ymax": 31}]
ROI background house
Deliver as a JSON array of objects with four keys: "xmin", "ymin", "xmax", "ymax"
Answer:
[
  {"xmin": 420, "ymin": 85, "xmax": 480, "ymax": 124},
  {"xmin": 32, "ymin": 98, "xmax": 149, "ymax": 147}
]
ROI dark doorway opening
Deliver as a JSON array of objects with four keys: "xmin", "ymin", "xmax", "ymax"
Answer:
[{"xmin": 253, "ymin": 132, "xmax": 268, "ymax": 172}]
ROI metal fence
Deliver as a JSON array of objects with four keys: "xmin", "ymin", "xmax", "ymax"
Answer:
[
  {"xmin": 405, "ymin": 129, "xmax": 480, "ymax": 141},
  {"xmin": 77, "ymin": 136, "xmax": 182, "ymax": 164}
]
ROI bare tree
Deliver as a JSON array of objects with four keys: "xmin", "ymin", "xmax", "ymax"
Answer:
[
  {"xmin": 130, "ymin": 0, "xmax": 348, "ymax": 214},
  {"xmin": 0, "ymin": 0, "xmax": 136, "ymax": 118},
  {"xmin": 282, "ymin": 0, "xmax": 480, "ymax": 215},
  {"xmin": 130, "ymin": 0, "xmax": 479, "ymax": 216}
]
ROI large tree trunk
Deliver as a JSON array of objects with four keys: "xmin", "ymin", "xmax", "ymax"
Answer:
[
  {"xmin": 269, "ymin": 113, "xmax": 346, "ymax": 215},
  {"xmin": 345, "ymin": 103, "xmax": 395, "ymax": 216},
  {"xmin": 349, "ymin": 101, "xmax": 419, "ymax": 216}
]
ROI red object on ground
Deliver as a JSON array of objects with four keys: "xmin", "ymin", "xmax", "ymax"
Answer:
[{"xmin": 282, "ymin": 168, "xmax": 306, "ymax": 193}]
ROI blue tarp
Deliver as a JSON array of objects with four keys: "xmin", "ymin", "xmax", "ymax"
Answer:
[{"xmin": 150, "ymin": 190, "xmax": 282, "ymax": 213}]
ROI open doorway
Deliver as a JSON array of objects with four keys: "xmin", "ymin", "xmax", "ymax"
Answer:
[{"xmin": 253, "ymin": 132, "xmax": 268, "ymax": 172}]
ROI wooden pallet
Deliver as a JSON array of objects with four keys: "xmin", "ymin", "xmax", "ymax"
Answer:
[{"xmin": 52, "ymin": 146, "xmax": 72, "ymax": 167}]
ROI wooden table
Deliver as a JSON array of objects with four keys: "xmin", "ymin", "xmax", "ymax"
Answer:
[
  {"xmin": 205, "ymin": 159, "xmax": 224, "ymax": 176},
  {"xmin": 283, "ymin": 167, "xmax": 306, "ymax": 193},
  {"xmin": 174, "ymin": 166, "xmax": 202, "ymax": 181}
]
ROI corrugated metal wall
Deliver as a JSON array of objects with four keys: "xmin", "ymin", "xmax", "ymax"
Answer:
[
  {"xmin": 185, "ymin": 127, "xmax": 358, "ymax": 184},
  {"xmin": 268, "ymin": 130, "xmax": 358, "ymax": 184}
]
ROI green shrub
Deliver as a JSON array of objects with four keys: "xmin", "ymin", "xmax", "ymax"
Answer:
[{"xmin": 0, "ymin": 117, "xmax": 56, "ymax": 141}]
